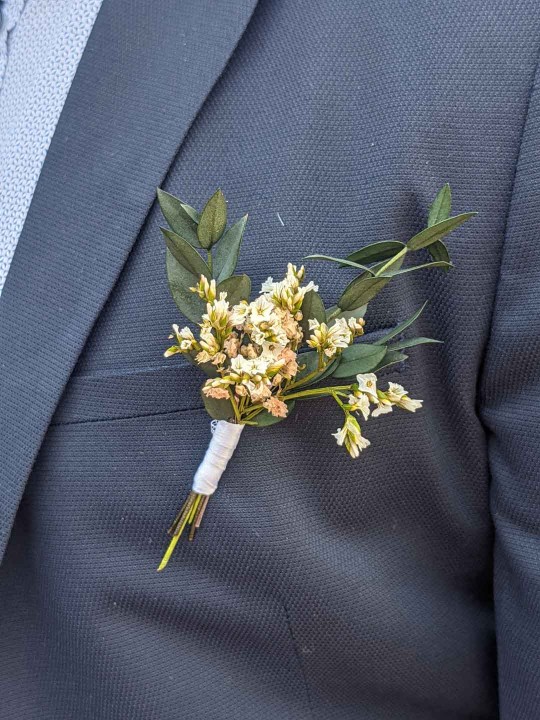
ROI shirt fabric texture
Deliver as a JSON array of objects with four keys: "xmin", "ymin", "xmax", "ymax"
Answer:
[{"xmin": 0, "ymin": 0, "xmax": 103, "ymax": 296}]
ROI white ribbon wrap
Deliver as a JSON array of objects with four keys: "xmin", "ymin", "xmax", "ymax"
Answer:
[{"xmin": 192, "ymin": 420, "xmax": 245, "ymax": 496}]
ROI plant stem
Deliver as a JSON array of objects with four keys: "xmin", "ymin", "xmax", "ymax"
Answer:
[
  {"xmin": 281, "ymin": 384, "xmax": 353, "ymax": 403},
  {"xmin": 228, "ymin": 388, "xmax": 242, "ymax": 423},
  {"xmin": 375, "ymin": 246, "xmax": 408, "ymax": 276},
  {"xmin": 207, "ymin": 250, "xmax": 213, "ymax": 275}
]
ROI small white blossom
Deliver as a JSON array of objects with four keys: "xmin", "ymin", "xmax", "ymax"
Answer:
[
  {"xmin": 332, "ymin": 415, "xmax": 370, "ymax": 458},
  {"xmin": 355, "ymin": 373, "xmax": 378, "ymax": 403}
]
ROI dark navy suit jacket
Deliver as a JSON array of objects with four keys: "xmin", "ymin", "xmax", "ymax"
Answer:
[{"xmin": 1, "ymin": 1, "xmax": 539, "ymax": 717}]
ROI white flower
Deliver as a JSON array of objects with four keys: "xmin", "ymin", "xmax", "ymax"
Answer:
[
  {"xmin": 307, "ymin": 318, "xmax": 353, "ymax": 358},
  {"xmin": 261, "ymin": 263, "xmax": 319, "ymax": 313},
  {"xmin": 332, "ymin": 415, "xmax": 370, "ymax": 458},
  {"xmin": 190, "ymin": 275, "xmax": 216, "ymax": 301},
  {"xmin": 386, "ymin": 383, "xmax": 423, "ymax": 412},
  {"xmin": 202, "ymin": 293, "xmax": 230, "ymax": 333},
  {"xmin": 230, "ymin": 300, "xmax": 250, "ymax": 327},
  {"xmin": 348, "ymin": 392, "xmax": 370, "ymax": 421},
  {"xmin": 355, "ymin": 373, "xmax": 378, "ymax": 403}
]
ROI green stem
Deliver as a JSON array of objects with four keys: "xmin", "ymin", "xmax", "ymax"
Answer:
[
  {"xmin": 228, "ymin": 388, "xmax": 242, "ymax": 423},
  {"xmin": 281, "ymin": 384, "xmax": 353, "ymax": 403},
  {"xmin": 375, "ymin": 246, "xmax": 408, "ymax": 276}
]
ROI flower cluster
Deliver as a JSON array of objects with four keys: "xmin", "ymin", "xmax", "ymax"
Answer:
[
  {"xmin": 333, "ymin": 373, "xmax": 422, "ymax": 458},
  {"xmin": 165, "ymin": 264, "xmax": 365, "ymax": 422}
]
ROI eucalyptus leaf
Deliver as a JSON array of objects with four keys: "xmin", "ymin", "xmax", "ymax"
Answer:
[
  {"xmin": 253, "ymin": 401, "xmax": 295, "ymax": 427},
  {"xmin": 344, "ymin": 241, "xmax": 406, "ymax": 266},
  {"xmin": 380, "ymin": 260, "xmax": 452, "ymax": 277},
  {"xmin": 166, "ymin": 249, "xmax": 206, "ymax": 324},
  {"xmin": 338, "ymin": 254, "xmax": 404, "ymax": 310},
  {"xmin": 201, "ymin": 392, "xmax": 235, "ymax": 421},
  {"xmin": 407, "ymin": 212, "xmax": 476, "ymax": 250},
  {"xmin": 387, "ymin": 336, "xmax": 442, "ymax": 352},
  {"xmin": 160, "ymin": 228, "xmax": 210, "ymax": 279},
  {"xmin": 427, "ymin": 184, "xmax": 452, "ymax": 227},
  {"xmin": 372, "ymin": 349, "xmax": 408, "ymax": 372},
  {"xmin": 335, "ymin": 305, "xmax": 367, "ymax": 321},
  {"xmin": 300, "ymin": 290, "xmax": 326, "ymax": 338},
  {"xmin": 214, "ymin": 214, "xmax": 248, "ymax": 283},
  {"xmin": 197, "ymin": 189, "xmax": 227, "ymax": 249},
  {"xmin": 217, "ymin": 274, "xmax": 251, "ymax": 306},
  {"xmin": 333, "ymin": 343, "xmax": 387, "ymax": 379},
  {"xmin": 305, "ymin": 254, "xmax": 374, "ymax": 274},
  {"xmin": 374, "ymin": 303, "xmax": 427, "ymax": 345},
  {"xmin": 157, "ymin": 189, "xmax": 200, "ymax": 246},
  {"xmin": 180, "ymin": 203, "xmax": 200, "ymax": 223}
]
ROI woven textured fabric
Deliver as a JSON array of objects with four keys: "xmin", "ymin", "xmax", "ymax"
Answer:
[
  {"xmin": 0, "ymin": 0, "xmax": 103, "ymax": 295},
  {"xmin": 1, "ymin": 0, "xmax": 540, "ymax": 718}
]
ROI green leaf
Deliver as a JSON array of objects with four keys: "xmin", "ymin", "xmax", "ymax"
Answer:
[
  {"xmin": 338, "ymin": 254, "xmax": 405, "ymax": 311},
  {"xmin": 214, "ymin": 214, "xmax": 248, "ymax": 283},
  {"xmin": 407, "ymin": 212, "xmax": 476, "ymax": 251},
  {"xmin": 387, "ymin": 336, "xmax": 442, "ymax": 352},
  {"xmin": 166, "ymin": 249, "xmax": 206, "ymax": 324},
  {"xmin": 427, "ymin": 183, "xmax": 452, "ymax": 227},
  {"xmin": 217, "ymin": 274, "xmax": 251, "ymax": 306},
  {"xmin": 253, "ymin": 401, "xmax": 295, "ymax": 427},
  {"xmin": 197, "ymin": 189, "xmax": 227, "ymax": 249},
  {"xmin": 157, "ymin": 189, "xmax": 201, "ymax": 247},
  {"xmin": 380, "ymin": 260, "xmax": 452, "ymax": 277},
  {"xmin": 305, "ymin": 254, "xmax": 374, "ymax": 274},
  {"xmin": 374, "ymin": 303, "xmax": 427, "ymax": 345},
  {"xmin": 333, "ymin": 343, "xmax": 387, "ymax": 379},
  {"xmin": 300, "ymin": 290, "xmax": 326, "ymax": 338},
  {"xmin": 372, "ymin": 349, "xmax": 408, "ymax": 372},
  {"xmin": 335, "ymin": 305, "xmax": 367, "ymax": 321},
  {"xmin": 427, "ymin": 239, "xmax": 451, "ymax": 269},
  {"xmin": 160, "ymin": 228, "xmax": 210, "ymax": 279},
  {"xmin": 201, "ymin": 392, "xmax": 235, "ymax": 421},
  {"xmin": 180, "ymin": 203, "xmax": 200, "ymax": 223},
  {"xmin": 344, "ymin": 241, "xmax": 406, "ymax": 266}
]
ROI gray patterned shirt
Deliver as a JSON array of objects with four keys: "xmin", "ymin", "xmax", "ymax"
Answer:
[{"xmin": 0, "ymin": 0, "xmax": 103, "ymax": 297}]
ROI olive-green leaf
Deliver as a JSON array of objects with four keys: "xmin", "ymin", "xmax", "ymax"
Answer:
[
  {"xmin": 214, "ymin": 214, "xmax": 248, "ymax": 283},
  {"xmin": 201, "ymin": 392, "xmax": 235, "ymax": 421},
  {"xmin": 166, "ymin": 249, "xmax": 206, "ymax": 324},
  {"xmin": 253, "ymin": 401, "xmax": 295, "ymax": 427},
  {"xmin": 157, "ymin": 189, "xmax": 200, "ymax": 247},
  {"xmin": 387, "ymin": 336, "xmax": 442, "ymax": 352},
  {"xmin": 427, "ymin": 239, "xmax": 451, "ymax": 269},
  {"xmin": 427, "ymin": 185, "xmax": 453, "ymax": 270},
  {"xmin": 380, "ymin": 260, "xmax": 452, "ymax": 277},
  {"xmin": 217, "ymin": 274, "xmax": 251, "ymax": 306},
  {"xmin": 372, "ymin": 349, "xmax": 408, "ymax": 372},
  {"xmin": 344, "ymin": 241, "xmax": 406, "ymax": 266},
  {"xmin": 427, "ymin": 184, "xmax": 452, "ymax": 227},
  {"xmin": 180, "ymin": 203, "xmax": 200, "ymax": 223},
  {"xmin": 407, "ymin": 212, "xmax": 476, "ymax": 251},
  {"xmin": 333, "ymin": 343, "xmax": 387, "ymax": 378},
  {"xmin": 300, "ymin": 290, "xmax": 326, "ymax": 337},
  {"xmin": 335, "ymin": 305, "xmax": 368, "ymax": 321},
  {"xmin": 161, "ymin": 228, "xmax": 210, "ymax": 279},
  {"xmin": 374, "ymin": 303, "xmax": 427, "ymax": 345},
  {"xmin": 197, "ymin": 189, "xmax": 227, "ymax": 249},
  {"xmin": 338, "ymin": 254, "xmax": 404, "ymax": 310},
  {"xmin": 305, "ymin": 254, "xmax": 374, "ymax": 274}
]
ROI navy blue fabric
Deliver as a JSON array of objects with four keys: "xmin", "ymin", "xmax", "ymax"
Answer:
[{"xmin": 1, "ymin": 0, "xmax": 540, "ymax": 718}]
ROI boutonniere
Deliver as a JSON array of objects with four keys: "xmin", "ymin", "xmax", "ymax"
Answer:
[{"xmin": 156, "ymin": 184, "xmax": 475, "ymax": 570}]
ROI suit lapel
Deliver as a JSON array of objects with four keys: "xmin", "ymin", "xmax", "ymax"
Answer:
[{"xmin": 0, "ymin": 0, "xmax": 259, "ymax": 560}]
